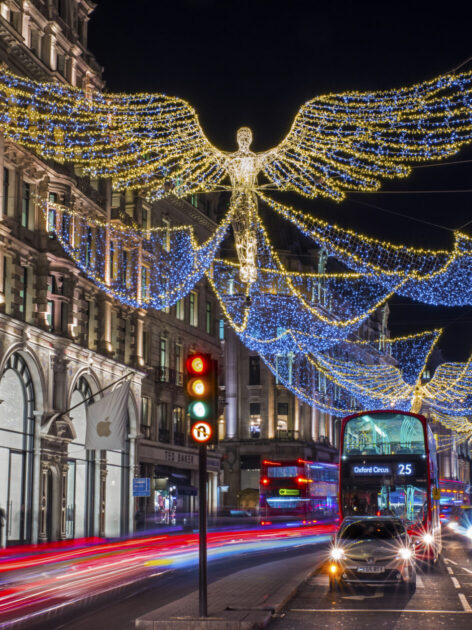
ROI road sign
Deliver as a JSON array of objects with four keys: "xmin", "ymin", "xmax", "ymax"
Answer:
[
  {"xmin": 191, "ymin": 421, "xmax": 213, "ymax": 443},
  {"xmin": 133, "ymin": 477, "xmax": 150, "ymax": 497}
]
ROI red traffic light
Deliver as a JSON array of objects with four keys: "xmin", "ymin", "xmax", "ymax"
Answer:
[{"xmin": 186, "ymin": 354, "xmax": 210, "ymax": 375}]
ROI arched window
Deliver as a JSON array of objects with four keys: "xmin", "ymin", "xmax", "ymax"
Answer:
[
  {"xmin": 67, "ymin": 375, "xmax": 95, "ymax": 538},
  {"xmin": 0, "ymin": 353, "xmax": 35, "ymax": 544}
]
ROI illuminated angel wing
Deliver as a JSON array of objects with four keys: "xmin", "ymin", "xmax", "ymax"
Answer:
[
  {"xmin": 0, "ymin": 69, "xmax": 225, "ymax": 200},
  {"xmin": 263, "ymin": 70, "xmax": 472, "ymax": 201}
]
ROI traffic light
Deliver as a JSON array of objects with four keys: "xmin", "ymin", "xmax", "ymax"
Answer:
[{"xmin": 186, "ymin": 353, "xmax": 218, "ymax": 444}]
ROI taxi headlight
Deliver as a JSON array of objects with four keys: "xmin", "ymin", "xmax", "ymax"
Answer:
[
  {"xmin": 329, "ymin": 546, "xmax": 345, "ymax": 561},
  {"xmin": 448, "ymin": 521, "xmax": 459, "ymax": 531},
  {"xmin": 422, "ymin": 533, "xmax": 434, "ymax": 545},
  {"xmin": 466, "ymin": 526, "xmax": 472, "ymax": 540},
  {"xmin": 398, "ymin": 547, "xmax": 413, "ymax": 560}
]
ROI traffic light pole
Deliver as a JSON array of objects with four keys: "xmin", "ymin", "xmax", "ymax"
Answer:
[{"xmin": 198, "ymin": 442, "xmax": 208, "ymax": 618}]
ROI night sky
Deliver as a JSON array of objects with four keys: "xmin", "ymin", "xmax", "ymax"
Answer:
[{"xmin": 89, "ymin": 0, "xmax": 472, "ymax": 361}]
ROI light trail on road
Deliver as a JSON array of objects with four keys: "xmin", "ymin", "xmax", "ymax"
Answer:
[{"xmin": 0, "ymin": 523, "xmax": 334, "ymax": 628}]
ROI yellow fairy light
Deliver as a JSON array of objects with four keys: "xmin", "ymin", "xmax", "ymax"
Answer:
[{"xmin": 3, "ymin": 67, "xmax": 472, "ymax": 287}]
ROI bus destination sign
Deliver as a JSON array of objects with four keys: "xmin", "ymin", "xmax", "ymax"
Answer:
[
  {"xmin": 351, "ymin": 463, "xmax": 415, "ymax": 476},
  {"xmin": 351, "ymin": 464, "xmax": 391, "ymax": 476}
]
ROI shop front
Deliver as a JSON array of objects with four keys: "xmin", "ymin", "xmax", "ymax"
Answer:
[{"xmin": 137, "ymin": 443, "xmax": 221, "ymax": 530}]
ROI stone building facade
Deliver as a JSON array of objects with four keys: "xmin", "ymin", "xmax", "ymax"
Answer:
[{"xmin": 0, "ymin": 0, "xmax": 223, "ymax": 545}]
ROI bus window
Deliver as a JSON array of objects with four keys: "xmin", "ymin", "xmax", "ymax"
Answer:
[
  {"xmin": 343, "ymin": 412, "xmax": 426, "ymax": 456},
  {"xmin": 342, "ymin": 484, "xmax": 427, "ymax": 523}
]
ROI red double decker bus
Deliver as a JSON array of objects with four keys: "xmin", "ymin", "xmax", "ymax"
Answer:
[
  {"xmin": 259, "ymin": 458, "xmax": 338, "ymax": 524},
  {"xmin": 339, "ymin": 410, "xmax": 442, "ymax": 563}
]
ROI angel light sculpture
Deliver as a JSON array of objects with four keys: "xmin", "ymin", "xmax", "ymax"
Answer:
[{"xmin": 1, "ymin": 67, "xmax": 472, "ymax": 287}]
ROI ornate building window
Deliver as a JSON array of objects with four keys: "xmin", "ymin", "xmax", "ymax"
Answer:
[
  {"xmin": 21, "ymin": 182, "xmax": 30, "ymax": 228},
  {"xmin": 189, "ymin": 291, "xmax": 198, "ymax": 327},
  {"xmin": 249, "ymin": 402, "xmax": 261, "ymax": 438},
  {"xmin": 0, "ymin": 353, "xmax": 35, "ymax": 544},
  {"xmin": 249, "ymin": 356, "xmax": 260, "ymax": 386},
  {"xmin": 205, "ymin": 301, "xmax": 212, "ymax": 335},
  {"xmin": 175, "ymin": 297, "xmax": 184, "ymax": 320}
]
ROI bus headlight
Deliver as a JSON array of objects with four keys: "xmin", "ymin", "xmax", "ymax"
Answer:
[
  {"xmin": 329, "ymin": 546, "xmax": 345, "ymax": 561},
  {"xmin": 398, "ymin": 547, "xmax": 413, "ymax": 560},
  {"xmin": 467, "ymin": 526, "xmax": 472, "ymax": 540},
  {"xmin": 422, "ymin": 533, "xmax": 434, "ymax": 546}
]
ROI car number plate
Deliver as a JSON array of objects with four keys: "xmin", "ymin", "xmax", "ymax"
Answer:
[{"xmin": 357, "ymin": 566, "xmax": 385, "ymax": 573}]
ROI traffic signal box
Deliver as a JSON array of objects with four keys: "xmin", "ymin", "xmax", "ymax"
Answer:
[{"xmin": 186, "ymin": 353, "xmax": 218, "ymax": 445}]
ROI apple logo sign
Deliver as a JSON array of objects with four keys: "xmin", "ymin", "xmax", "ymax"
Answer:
[{"xmin": 96, "ymin": 417, "xmax": 111, "ymax": 437}]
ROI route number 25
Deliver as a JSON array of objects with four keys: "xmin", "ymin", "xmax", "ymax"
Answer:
[{"xmin": 398, "ymin": 463, "xmax": 412, "ymax": 475}]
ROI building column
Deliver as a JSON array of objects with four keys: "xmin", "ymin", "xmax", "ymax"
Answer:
[
  {"xmin": 43, "ymin": 23, "xmax": 59, "ymax": 70},
  {"xmin": 34, "ymin": 253, "xmax": 50, "ymax": 329},
  {"xmin": 99, "ymin": 465, "xmax": 106, "ymax": 537},
  {"xmin": 31, "ymin": 410, "xmax": 43, "ymax": 543},
  {"xmin": 294, "ymin": 396, "xmax": 300, "ymax": 436},
  {"xmin": 52, "ymin": 350, "xmax": 69, "ymax": 412},
  {"xmin": 97, "ymin": 294, "xmax": 113, "ymax": 356},
  {"xmin": 131, "ymin": 309, "xmax": 145, "ymax": 368},
  {"xmin": 268, "ymin": 373, "xmax": 275, "ymax": 439},
  {"xmin": 311, "ymin": 406, "xmax": 319, "ymax": 442},
  {"xmin": 225, "ymin": 329, "xmax": 238, "ymax": 438},
  {"xmin": 38, "ymin": 463, "xmax": 49, "ymax": 542},
  {"xmin": 69, "ymin": 46, "xmax": 81, "ymax": 86},
  {"xmin": 59, "ymin": 463, "xmax": 68, "ymax": 540},
  {"xmin": 20, "ymin": 5, "xmax": 30, "ymax": 41}
]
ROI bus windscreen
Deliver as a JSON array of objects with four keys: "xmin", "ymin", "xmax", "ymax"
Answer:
[{"xmin": 343, "ymin": 412, "xmax": 426, "ymax": 456}]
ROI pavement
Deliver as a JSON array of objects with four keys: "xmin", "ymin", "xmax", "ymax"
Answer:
[{"xmin": 134, "ymin": 550, "xmax": 326, "ymax": 629}]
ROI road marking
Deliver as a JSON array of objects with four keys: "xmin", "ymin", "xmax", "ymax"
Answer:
[
  {"xmin": 462, "ymin": 567, "xmax": 472, "ymax": 575},
  {"xmin": 342, "ymin": 593, "xmax": 384, "ymax": 600},
  {"xmin": 447, "ymin": 566, "xmax": 454, "ymax": 575},
  {"xmin": 451, "ymin": 577, "xmax": 461, "ymax": 589},
  {"xmin": 459, "ymin": 593, "xmax": 472, "ymax": 612},
  {"xmin": 309, "ymin": 575, "xmax": 328, "ymax": 585},
  {"xmin": 446, "ymin": 558, "xmax": 459, "ymax": 565},
  {"xmin": 309, "ymin": 575, "xmax": 426, "ymax": 589},
  {"xmin": 290, "ymin": 609, "xmax": 472, "ymax": 614}
]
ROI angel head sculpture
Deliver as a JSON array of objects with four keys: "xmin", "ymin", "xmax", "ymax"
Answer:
[
  {"xmin": 1, "ymin": 67, "xmax": 472, "ymax": 285},
  {"xmin": 236, "ymin": 126, "xmax": 253, "ymax": 152}
]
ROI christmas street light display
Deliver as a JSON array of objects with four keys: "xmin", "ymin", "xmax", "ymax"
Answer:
[
  {"xmin": 43, "ymin": 197, "xmax": 400, "ymax": 353},
  {"xmin": 2, "ymin": 67, "xmax": 472, "ymax": 291},
  {"xmin": 260, "ymin": 193, "xmax": 472, "ymax": 307},
  {"xmin": 3, "ymin": 68, "xmax": 472, "ymax": 424},
  {"xmin": 431, "ymin": 411, "xmax": 472, "ymax": 449},
  {"xmin": 208, "ymin": 214, "xmax": 403, "ymax": 356},
  {"xmin": 262, "ymin": 328, "xmax": 472, "ymax": 423},
  {"xmin": 42, "ymin": 198, "xmax": 233, "ymax": 309}
]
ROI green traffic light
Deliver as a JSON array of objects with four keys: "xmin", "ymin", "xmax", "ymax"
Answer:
[{"xmin": 189, "ymin": 401, "xmax": 209, "ymax": 419}]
